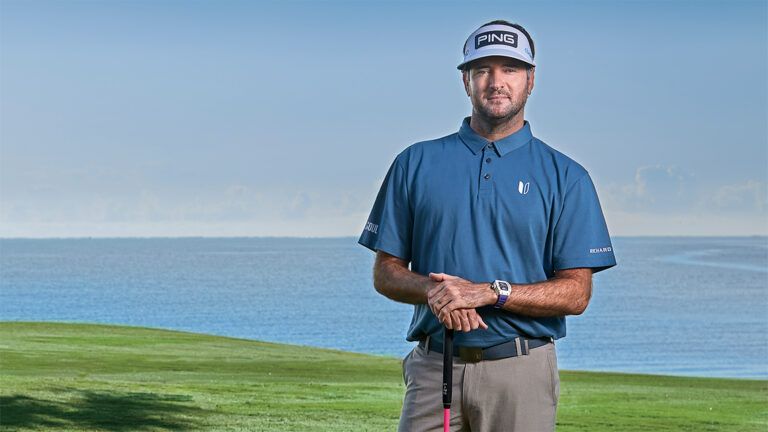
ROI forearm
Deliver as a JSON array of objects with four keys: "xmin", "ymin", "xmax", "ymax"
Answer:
[
  {"xmin": 499, "ymin": 269, "xmax": 592, "ymax": 317},
  {"xmin": 429, "ymin": 268, "xmax": 593, "ymax": 321},
  {"xmin": 373, "ymin": 252, "xmax": 432, "ymax": 304}
]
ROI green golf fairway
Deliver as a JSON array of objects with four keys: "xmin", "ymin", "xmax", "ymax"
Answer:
[{"xmin": 1, "ymin": 322, "xmax": 765, "ymax": 431}]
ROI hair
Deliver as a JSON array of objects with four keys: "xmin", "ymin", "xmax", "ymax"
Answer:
[{"xmin": 461, "ymin": 20, "xmax": 536, "ymax": 71}]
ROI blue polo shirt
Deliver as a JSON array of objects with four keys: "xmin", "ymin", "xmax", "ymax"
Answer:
[{"xmin": 358, "ymin": 117, "xmax": 616, "ymax": 347}]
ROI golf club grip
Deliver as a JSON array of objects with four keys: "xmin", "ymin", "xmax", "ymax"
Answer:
[{"xmin": 442, "ymin": 328, "xmax": 454, "ymax": 408}]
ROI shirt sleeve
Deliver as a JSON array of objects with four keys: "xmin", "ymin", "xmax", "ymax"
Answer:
[
  {"xmin": 552, "ymin": 173, "xmax": 617, "ymax": 273},
  {"xmin": 357, "ymin": 159, "xmax": 413, "ymax": 261}
]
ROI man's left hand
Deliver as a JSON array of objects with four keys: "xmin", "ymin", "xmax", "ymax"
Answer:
[{"xmin": 427, "ymin": 272, "xmax": 497, "ymax": 323}]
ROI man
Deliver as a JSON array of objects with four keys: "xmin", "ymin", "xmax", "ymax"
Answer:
[{"xmin": 358, "ymin": 20, "xmax": 616, "ymax": 432}]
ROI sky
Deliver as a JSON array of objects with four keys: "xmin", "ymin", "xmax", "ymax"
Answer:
[{"xmin": 1, "ymin": 0, "xmax": 766, "ymax": 238}]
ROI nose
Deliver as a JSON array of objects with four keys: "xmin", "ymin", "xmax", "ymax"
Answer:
[{"xmin": 488, "ymin": 69, "xmax": 503, "ymax": 90}]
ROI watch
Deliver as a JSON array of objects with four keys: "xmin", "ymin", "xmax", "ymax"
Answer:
[{"xmin": 490, "ymin": 280, "xmax": 512, "ymax": 309}]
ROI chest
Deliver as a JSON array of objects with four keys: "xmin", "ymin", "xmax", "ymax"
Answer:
[{"xmin": 409, "ymin": 152, "xmax": 555, "ymax": 236}]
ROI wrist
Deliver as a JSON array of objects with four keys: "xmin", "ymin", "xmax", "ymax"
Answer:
[
  {"xmin": 424, "ymin": 279, "xmax": 439, "ymax": 301},
  {"xmin": 490, "ymin": 280, "xmax": 512, "ymax": 309},
  {"xmin": 481, "ymin": 282, "xmax": 498, "ymax": 307}
]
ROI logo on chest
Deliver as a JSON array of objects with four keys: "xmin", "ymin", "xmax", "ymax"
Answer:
[{"xmin": 518, "ymin": 181, "xmax": 530, "ymax": 195}]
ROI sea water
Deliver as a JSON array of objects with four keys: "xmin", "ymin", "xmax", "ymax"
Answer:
[{"xmin": 1, "ymin": 236, "xmax": 766, "ymax": 379}]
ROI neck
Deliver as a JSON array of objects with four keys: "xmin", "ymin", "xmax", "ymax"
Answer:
[{"xmin": 469, "ymin": 111, "xmax": 526, "ymax": 142}]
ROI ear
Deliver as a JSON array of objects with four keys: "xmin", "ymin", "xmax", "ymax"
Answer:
[
  {"xmin": 527, "ymin": 67, "xmax": 536, "ymax": 95},
  {"xmin": 462, "ymin": 71, "xmax": 471, "ymax": 97}
]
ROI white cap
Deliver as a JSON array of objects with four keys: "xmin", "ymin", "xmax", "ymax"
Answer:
[{"xmin": 458, "ymin": 23, "xmax": 535, "ymax": 70}]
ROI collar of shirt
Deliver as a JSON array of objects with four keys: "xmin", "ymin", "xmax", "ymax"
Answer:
[{"xmin": 457, "ymin": 116, "xmax": 534, "ymax": 157}]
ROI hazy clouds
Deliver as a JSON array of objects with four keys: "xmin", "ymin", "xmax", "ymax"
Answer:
[{"xmin": 1, "ymin": 1, "xmax": 766, "ymax": 237}]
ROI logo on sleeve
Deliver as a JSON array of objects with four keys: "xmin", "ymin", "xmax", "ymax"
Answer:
[
  {"xmin": 365, "ymin": 221, "xmax": 379, "ymax": 235},
  {"xmin": 475, "ymin": 31, "xmax": 518, "ymax": 49},
  {"xmin": 589, "ymin": 247, "xmax": 612, "ymax": 254}
]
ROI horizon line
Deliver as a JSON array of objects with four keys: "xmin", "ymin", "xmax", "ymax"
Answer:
[{"xmin": 1, "ymin": 235, "xmax": 767, "ymax": 240}]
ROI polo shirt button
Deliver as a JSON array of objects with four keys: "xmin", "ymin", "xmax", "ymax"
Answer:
[
  {"xmin": 485, "ymin": 158, "xmax": 492, "ymax": 163},
  {"xmin": 484, "ymin": 173, "xmax": 491, "ymax": 180}
]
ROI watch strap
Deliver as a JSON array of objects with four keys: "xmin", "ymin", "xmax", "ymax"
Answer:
[
  {"xmin": 492, "ymin": 280, "xmax": 511, "ymax": 309},
  {"xmin": 494, "ymin": 293, "xmax": 508, "ymax": 309}
]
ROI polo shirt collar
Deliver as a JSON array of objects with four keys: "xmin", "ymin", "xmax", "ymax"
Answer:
[{"xmin": 458, "ymin": 117, "xmax": 533, "ymax": 157}]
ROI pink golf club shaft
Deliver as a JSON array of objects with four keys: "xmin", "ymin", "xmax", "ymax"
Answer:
[{"xmin": 442, "ymin": 328, "xmax": 454, "ymax": 432}]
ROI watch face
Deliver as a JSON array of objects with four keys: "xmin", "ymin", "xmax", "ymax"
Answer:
[{"xmin": 498, "ymin": 281, "xmax": 511, "ymax": 293}]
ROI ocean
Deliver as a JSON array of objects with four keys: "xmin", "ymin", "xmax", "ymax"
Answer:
[{"xmin": 1, "ymin": 236, "xmax": 766, "ymax": 379}]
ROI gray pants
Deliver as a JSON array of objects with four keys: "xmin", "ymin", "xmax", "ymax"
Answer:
[{"xmin": 398, "ymin": 340, "xmax": 559, "ymax": 432}]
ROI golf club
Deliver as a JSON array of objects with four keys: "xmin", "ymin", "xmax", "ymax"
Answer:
[{"xmin": 442, "ymin": 328, "xmax": 454, "ymax": 432}]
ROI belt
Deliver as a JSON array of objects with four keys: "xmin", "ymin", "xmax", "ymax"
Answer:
[{"xmin": 419, "ymin": 335, "xmax": 552, "ymax": 363}]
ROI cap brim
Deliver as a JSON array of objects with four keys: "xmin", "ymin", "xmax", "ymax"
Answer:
[{"xmin": 457, "ymin": 49, "xmax": 536, "ymax": 70}]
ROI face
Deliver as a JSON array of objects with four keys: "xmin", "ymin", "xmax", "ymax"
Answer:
[{"xmin": 462, "ymin": 56, "xmax": 535, "ymax": 123}]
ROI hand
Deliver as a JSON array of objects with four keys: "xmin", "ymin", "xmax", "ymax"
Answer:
[
  {"xmin": 442, "ymin": 308, "xmax": 488, "ymax": 332},
  {"xmin": 427, "ymin": 272, "xmax": 496, "ymax": 320},
  {"xmin": 427, "ymin": 272, "xmax": 492, "ymax": 332}
]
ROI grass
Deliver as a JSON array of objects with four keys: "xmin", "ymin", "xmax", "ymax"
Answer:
[{"xmin": 0, "ymin": 322, "xmax": 765, "ymax": 431}]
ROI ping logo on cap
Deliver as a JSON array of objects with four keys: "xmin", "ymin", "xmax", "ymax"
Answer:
[{"xmin": 475, "ymin": 30, "xmax": 518, "ymax": 49}]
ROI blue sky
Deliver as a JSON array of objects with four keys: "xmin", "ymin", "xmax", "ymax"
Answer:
[{"xmin": 1, "ymin": 0, "xmax": 766, "ymax": 237}]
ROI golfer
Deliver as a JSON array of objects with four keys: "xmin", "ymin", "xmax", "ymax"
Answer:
[{"xmin": 359, "ymin": 20, "xmax": 616, "ymax": 431}]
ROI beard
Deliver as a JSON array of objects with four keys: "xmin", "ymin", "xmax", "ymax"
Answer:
[{"xmin": 473, "ymin": 89, "xmax": 528, "ymax": 124}]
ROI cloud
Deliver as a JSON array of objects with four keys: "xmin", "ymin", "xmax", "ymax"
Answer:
[
  {"xmin": 281, "ymin": 192, "xmax": 311, "ymax": 220},
  {"xmin": 599, "ymin": 165, "xmax": 768, "ymax": 235},
  {"xmin": 0, "ymin": 183, "xmax": 269, "ymax": 224},
  {"xmin": 603, "ymin": 165, "xmax": 767, "ymax": 215},
  {"xmin": 604, "ymin": 210, "xmax": 768, "ymax": 236},
  {"xmin": 707, "ymin": 180, "xmax": 767, "ymax": 213},
  {"xmin": 603, "ymin": 165, "xmax": 696, "ymax": 212}
]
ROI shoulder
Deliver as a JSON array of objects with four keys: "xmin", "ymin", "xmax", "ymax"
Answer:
[
  {"xmin": 393, "ymin": 131, "xmax": 460, "ymax": 168},
  {"xmin": 530, "ymin": 136, "xmax": 590, "ymax": 190}
]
